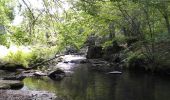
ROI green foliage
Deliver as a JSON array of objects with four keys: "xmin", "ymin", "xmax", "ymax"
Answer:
[
  {"xmin": 0, "ymin": 45, "xmax": 59, "ymax": 68},
  {"xmin": 0, "ymin": 0, "xmax": 14, "ymax": 24},
  {"xmin": 0, "ymin": 0, "xmax": 170, "ymax": 71},
  {"xmin": 0, "ymin": 34, "xmax": 9, "ymax": 46},
  {"xmin": 4, "ymin": 47, "xmax": 33, "ymax": 67},
  {"xmin": 154, "ymin": 32, "xmax": 170, "ymax": 43},
  {"xmin": 102, "ymin": 34, "xmax": 126, "ymax": 48},
  {"xmin": 102, "ymin": 40, "xmax": 113, "ymax": 48},
  {"xmin": 126, "ymin": 51, "xmax": 145, "ymax": 68},
  {"xmin": 31, "ymin": 45, "xmax": 58, "ymax": 61},
  {"xmin": 114, "ymin": 34, "xmax": 127, "ymax": 44},
  {"xmin": 10, "ymin": 27, "xmax": 31, "ymax": 45}
]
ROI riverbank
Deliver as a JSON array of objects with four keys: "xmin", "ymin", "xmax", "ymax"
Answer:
[
  {"xmin": 1, "ymin": 53, "xmax": 170, "ymax": 100},
  {"xmin": 0, "ymin": 55, "xmax": 89, "ymax": 100},
  {"xmin": 0, "ymin": 90, "xmax": 57, "ymax": 100}
]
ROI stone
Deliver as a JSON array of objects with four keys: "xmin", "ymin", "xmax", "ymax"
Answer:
[
  {"xmin": 34, "ymin": 71, "xmax": 47, "ymax": 76},
  {"xmin": 48, "ymin": 69, "xmax": 65, "ymax": 81},
  {"xmin": 108, "ymin": 71, "xmax": 122, "ymax": 74},
  {"xmin": 0, "ymin": 80, "xmax": 24, "ymax": 89},
  {"xmin": 86, "ymin": 46, "xmax": 103, "ymax": 59}
]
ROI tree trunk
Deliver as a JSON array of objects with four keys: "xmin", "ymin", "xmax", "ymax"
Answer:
[
  {"xmin": 109, "ymin": 21, "xmax": 115, "ymax": 40},
  {"xmin": 164, "ymin": 14, "xmax": 170, "ymax": 34}
]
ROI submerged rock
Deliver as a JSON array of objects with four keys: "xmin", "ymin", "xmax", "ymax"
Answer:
[
  {"xmin": 108, "ymin": 71, "xmax": 122, "ymax": 74},
  {"xmin": 0, "ymin": 80, "xmax": 24, "ymax": 89}
]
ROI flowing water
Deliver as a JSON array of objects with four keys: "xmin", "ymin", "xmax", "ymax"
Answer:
[{"xmin": 22, "ymin": 63, "xmax": 170, "ymax": 100}]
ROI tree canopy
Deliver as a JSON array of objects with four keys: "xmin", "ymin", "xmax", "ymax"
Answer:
[{"xmin": 0, "ymin": 0, "xmax": 170, "ymax": 69}]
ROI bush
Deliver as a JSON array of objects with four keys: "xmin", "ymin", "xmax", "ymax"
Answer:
[
  {"xmin": 114, "ymin": 34, "xmax": 127, "ymax": 44},
  {"xmin": 0, "ymin": 34, "xmax": 9, "ymax": 46},
  {"xmin": 126, "ymin": 51, "xmax": 147, "ymax": 70},
  {"xmin": 0, "ymin": 44, "xmax": 59, "ymax": 68},
  {"xmin": 31, "ymin": 45, "xmax": 58, "ymax": 61},
  {"xmin": 4, "ymin": 46, "xmax": 33, "ymax": 68}
]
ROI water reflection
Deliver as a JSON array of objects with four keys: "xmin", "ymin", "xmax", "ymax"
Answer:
[{"xmin": 23, "ymin": 65, "xmax": 170, "ymax": 100}]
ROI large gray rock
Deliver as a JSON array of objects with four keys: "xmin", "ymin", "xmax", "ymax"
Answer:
[
  {"xmin": 86, "ymin": 46, "xmax": 103, "ymax": 59},
  {"xmin": 102, "ymin": 41, "xmax": 123, "ymax": 62}
]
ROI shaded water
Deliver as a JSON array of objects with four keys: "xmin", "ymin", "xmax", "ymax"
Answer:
[{"xmin": 22, "ymin": 64, "xmax": 170, "ymax": 100}]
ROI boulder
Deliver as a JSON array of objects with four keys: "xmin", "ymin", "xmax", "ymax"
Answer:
[
  {"xmin": 103, "ymin": 41, "xmax": 122, "ymax": 54},
  {"xmin": 48, "ymin": 69, "xmax": 65, "ymax": 81},
  {"xmin": 86, "ymin": 46, "xmax": 103, "ymax": 59},
  {"xmin": 102, "ymin": 41, "xmax": 123, "ymax": 62}
]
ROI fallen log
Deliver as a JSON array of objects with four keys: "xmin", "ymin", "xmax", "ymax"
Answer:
[{"xmin": 28, "ymin": 54, "xmax": 64, "ymax": 70}]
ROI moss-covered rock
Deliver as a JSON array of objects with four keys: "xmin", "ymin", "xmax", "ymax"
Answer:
[{"xmin": 0, "ymin": 80, "xmax": 24, "ymax": 89}]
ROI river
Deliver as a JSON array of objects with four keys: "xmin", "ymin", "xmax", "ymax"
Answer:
[{"xmin": 22, "ymin": 62, "xmax": 170, "ymax": 100}]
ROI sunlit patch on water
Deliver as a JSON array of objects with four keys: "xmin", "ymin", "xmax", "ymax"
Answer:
[{"xmin": 62, "ymin": 55, "xmax": 86, "ymax": 62}]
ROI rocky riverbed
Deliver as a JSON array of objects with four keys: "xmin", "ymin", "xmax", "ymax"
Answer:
[
  {"xmin": 0, "ymin": 55, "xmax": 89, "ymax": 100},
  {"xmin": 0, "ymin": 54, "xmax": 122, "ymax": 100},
  {"xmin": 0, "ymin": 90, "xmax": 57, "ymax": 100}
]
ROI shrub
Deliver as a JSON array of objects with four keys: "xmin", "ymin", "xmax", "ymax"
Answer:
[
  {"xmin": 4, "ymin": 46, "xmax": 33, "ymax": 68},
  {"xmin": 126, "ymin": 51, "xmax": 146, "ymax": 69},
  {"xmin": 0, "ymin": 44, "xmax": 59, "ymax": 68}
]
